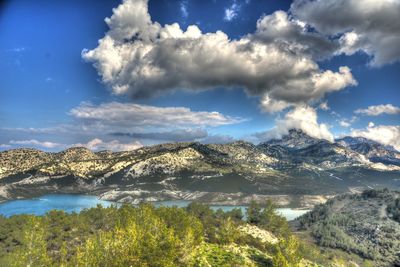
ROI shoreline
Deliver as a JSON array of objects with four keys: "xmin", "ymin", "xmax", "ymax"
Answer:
[
  {"xmin": 0, "ymin": 193, "xmax": 312, "ymax": 221},
  {"xmin": 0, "ymin": 186, "xmax": 330, "ymax": 209}
]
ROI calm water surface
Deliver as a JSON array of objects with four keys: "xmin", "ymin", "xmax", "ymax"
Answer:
[{"xmin": 0, "ymin": 194, "xmax": 309, "ymax": 221}]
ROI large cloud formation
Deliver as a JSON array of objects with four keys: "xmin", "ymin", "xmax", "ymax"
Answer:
[
  {"xmin": 83, "ymin": 0, "xmax": 356, "ymax": 113},
  {"xmin": 291, "ymin": 0, "xmax": 400, "ymax": 66}
]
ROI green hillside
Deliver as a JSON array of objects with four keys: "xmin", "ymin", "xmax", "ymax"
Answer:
[
  {"xmin": 0, "ymin": 200, "xmax": 358, "ymax": 267},
  {"xmin": 295, "ymin": 189, "xmax": 400, "ymax": 266}
]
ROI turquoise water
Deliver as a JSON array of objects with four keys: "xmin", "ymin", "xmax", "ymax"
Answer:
[
  {"xmin": 0, "ymin": 194, "xmax": 309, "ymax": 221},
  {"xmin": 0, "ymin": 194, "xmax": 115, "ymax": 217}
]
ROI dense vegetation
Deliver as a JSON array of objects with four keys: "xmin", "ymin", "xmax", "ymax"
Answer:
[
  {"xmin": 387, "ymin": 196, "xmax": 400, "ymax": 223},
  {"xmin": 0, "ymin": 200, "xmax": 343, "ymax": 266},
  {"xmin": 297, "ymin": 189, "xmax": 400, "ymax": 266}
]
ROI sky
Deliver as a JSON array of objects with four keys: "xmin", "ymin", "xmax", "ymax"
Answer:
[{"xmin": 0, "ymin": 0, "xmax": 399, "ymax": 152}]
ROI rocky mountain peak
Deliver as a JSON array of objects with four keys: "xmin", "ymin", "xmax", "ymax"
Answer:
[{"xmin": 263, "ymin": 128, "xmax": 323, "ymax": 149}]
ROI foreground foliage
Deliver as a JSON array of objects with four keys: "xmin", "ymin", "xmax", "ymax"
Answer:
[{"xmin": 0, "ymin": 200, "xmax": 350, "ymax": 266}]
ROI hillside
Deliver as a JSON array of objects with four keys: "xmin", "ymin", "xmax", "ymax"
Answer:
[
  {"xmin": 0, "ymin": 129, "xmax": 399, "ymax": 207},
  {"xmin": 294, "ymin": 189, "xmax": 400, "ymax": 266}
]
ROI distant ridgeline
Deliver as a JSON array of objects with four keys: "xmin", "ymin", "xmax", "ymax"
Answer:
[
  {"xmin": 0, "ymin": 199, "xmax": 375, "ymax": 266},
  {"xmin": 0, "ymin": 129, "xmax": 399, "ymax": 207}
]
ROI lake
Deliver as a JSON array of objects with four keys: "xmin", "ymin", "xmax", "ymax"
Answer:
[{"xmin": 0, "ymin": 194, "xmax": 310, "ymax": 221}]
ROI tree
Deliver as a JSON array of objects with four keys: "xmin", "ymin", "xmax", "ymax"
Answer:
[
  {"xmin": 216, "ymin": 217, "xmax": 240, "ymax": 245},
  {"xmin": 247, "ymin": 200, "xmax": 262, "ymax": 224},
  {"xmin": 8, "ymin": 216, "xmax": 52, "ymax": 267},
  {"xmin": 224, "ymin": 208, "xmax": 243, "ymax": 221},
  {"xmin": 272, "ymin": 248, "xmax": 290, "ymax": 267}
]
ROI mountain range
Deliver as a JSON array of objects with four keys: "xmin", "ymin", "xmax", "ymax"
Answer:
[{"xmin": 1, "ymin": 129, "xmax": 399, "ymax": 207}]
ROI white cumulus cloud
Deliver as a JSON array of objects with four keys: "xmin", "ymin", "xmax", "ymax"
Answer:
[
  {"xmin": 355, "ymin": 104, "xmax": 400, "ymax": 116},
  {"xmin": 256, "ymin": 105, "xmax": 334, "ymax": 142},
  {"xmin": 82, "ymin": 0, "xmax": 356, "ymax": 113}
]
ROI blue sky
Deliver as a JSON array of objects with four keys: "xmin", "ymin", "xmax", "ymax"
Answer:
[{"xmin": 0, "ymin": 0, "xmax": 399, "ymax": 151}]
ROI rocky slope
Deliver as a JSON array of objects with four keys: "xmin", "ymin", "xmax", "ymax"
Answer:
[
  {"xmin": 0, "ymin": 129, "xmax": 399, "ymax": 207},
  {"xmin": 337, "ymin": 136, "xmax": 400, "ymax": 166}
]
